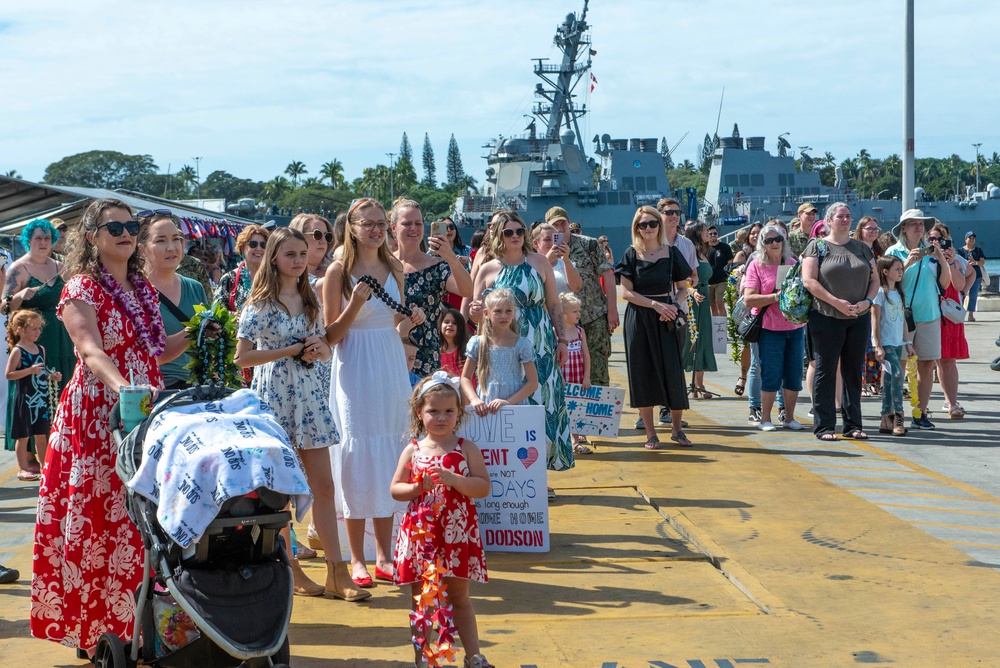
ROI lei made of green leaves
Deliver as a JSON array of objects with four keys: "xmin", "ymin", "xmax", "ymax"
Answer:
[
  {"xmin": 182, "ymin": 300, "xmax": 244, "ymax": 388},
  {"xmin": 724, "ymin": 269, "xmax": 745, "ymax": 365}
]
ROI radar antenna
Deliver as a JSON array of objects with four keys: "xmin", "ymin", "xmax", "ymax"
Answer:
[
  {"xmin": 531, "ymin": 1, "xmax": 592, "ymax": 154},
  {"xmin": 777, "ymin": 133, "xmax": 791, "ymax": 157}
]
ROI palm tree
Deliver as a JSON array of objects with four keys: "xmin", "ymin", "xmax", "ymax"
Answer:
[
  {"xmin": 3, "ymin": 169, "xmax": 20, "ymax": 178},
  {"xmin": 177, "ymin": 165, "xmax": 198, "ymax": 194},
  {"xmin": 453, "ymin": 174, "xmax": 480, "ymax": 195},
  {"xmin": 320, "ymin": 160, "xmax": 345, "ymax": 189},
  {"xmin": 883, "ymin": 154, "xmax": 902, "ymax": 179},
  {"xmin": 263, "ymin": 176, "xmax": 291, "ymax": 201},
  {"xmin": 301, "ymin": 177, "xmax": 322, "ymax": 189},
  {"xmin": 285, "ymin": 161, "xmax": 308, "ymax": 187}
]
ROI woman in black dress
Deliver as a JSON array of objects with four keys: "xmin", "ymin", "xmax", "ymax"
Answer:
[{"xmin": 616, "ymin": 206, "xmax": 694, "ymax": 449}]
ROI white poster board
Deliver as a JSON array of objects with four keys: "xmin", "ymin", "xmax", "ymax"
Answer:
[
  {"xmin": 458, "ymin": 405, "xmax": 549, "ymax": 552},
  {"xmin": 712, "ymin": 315, "xmax": 728, "ymax": 353},
  {"xmin": 565, "ymin": 383, "xmax": 625, "ymax": 439}
]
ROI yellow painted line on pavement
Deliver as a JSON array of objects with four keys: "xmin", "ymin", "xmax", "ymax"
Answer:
[
  {"xmin": 822, "ymin": 474, "xmax": 941, "ymax": 485},
  {"xmin": 799, "ymin": 463, "xmax": 914, "ymax": 473},
  {"xmin": 910, "ymin": 521, "xmax": 1000, "ymax": 533},
  {"xmin": 478, "ymin": 610, "xmax": 766, "ymax": 624},
  {"xmin": 842, "ymin": 488, "xmax": 979, "ymax": 502},
  {"xmin": 875, "ymin": 502, "xmax": 1000, "ymax": 517},
  {"xmin": 947, "ymin": 540, "xmax": 1000, "ymax": 550},
  {"xmin": 847, "ymin": 439, "xmax": 1000, "ymax": 506},
  {"xmin": 0, "ymin": 529, "xmax": 35, "ymax": 538}
]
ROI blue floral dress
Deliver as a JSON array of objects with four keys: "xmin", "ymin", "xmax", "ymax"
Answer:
[
  {"xmin": 237, "ymin": 302, "xmax": 335, "ymax": 450},
  {"xmin": 465, "ymin": 335, "xmax": 535, "ymax": 403},
  {"xmin": 493, "ymin": 261, "xmax": 573, "ymax": 471},
  {"xmin": 403, "ymin": 260, "xmax": 453, "ymax": 378}
]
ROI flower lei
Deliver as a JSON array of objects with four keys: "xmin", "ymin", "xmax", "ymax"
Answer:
[
  {"xmin": 47, "ymin": 368, "xmax": 59, "ymax": 418},
  {"xmin": 686, "ymin": 287, "xmax": 699, "ymax": 349},
  {"xmin": 408, "ymin": 467, "xmax": 458, "ymax": 667},
  {"xmin": 99, "ymin": 265, "xmax": 166, "ymax": 358},
  {"xmin": 183, "ymin": 300, "xmax": 243, "ymax": 388},
  {"xmin": 724, "ymin": 269, "xmax": 745, "ymax": 364}
]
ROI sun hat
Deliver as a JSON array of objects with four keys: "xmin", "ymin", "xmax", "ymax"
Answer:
[{"xmin": 891, "ymin": 208, "xmax": 936, "ymax": 239}]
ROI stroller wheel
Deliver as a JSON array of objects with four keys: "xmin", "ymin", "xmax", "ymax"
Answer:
[{"xmin": 94, "ymin": 633, "xmax": 128, "ymax": 668}]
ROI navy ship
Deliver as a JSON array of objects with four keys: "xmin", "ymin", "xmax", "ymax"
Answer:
[
  {"xmin": 703, "ymin": 132, "xmax": 1000, "ymax": 249},
  {"xmin": 454, "ymin": 1, "xmax": 677, "ymax": 243}
]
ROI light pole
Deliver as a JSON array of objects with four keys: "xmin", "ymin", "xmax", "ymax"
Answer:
[
  {"xmin": 386, "ymin": 152, "xmax": 396, "ymax": 202},
  {"xmin": 973, "ymin": 142, "xmax": 983, "ymax": 194},
  {"xmin": 192, "ymin": 156, "xmax": 203, "ymax": 200}
]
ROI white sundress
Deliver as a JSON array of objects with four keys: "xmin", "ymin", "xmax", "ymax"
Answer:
[{"xmin": 329, "ymin": 275, "xmax": 411, "ymax": 518}]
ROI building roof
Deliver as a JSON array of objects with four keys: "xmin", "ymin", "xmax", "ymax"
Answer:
[{"xmin": 0, "ymin": 175, "xmax": 256, "ymax": 233}]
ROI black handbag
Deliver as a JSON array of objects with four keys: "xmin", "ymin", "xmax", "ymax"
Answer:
[{"xmin": 736, "ymin": 303, "xmax": 769, "ymax": 343}]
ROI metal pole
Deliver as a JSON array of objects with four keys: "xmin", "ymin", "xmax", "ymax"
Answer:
[
  {"xmin": 973, "ymin": 143, "xmax": 983, "ymax": 193},
  {"xmin": 902, "ymin": 0, "xmax": 914, "ymax": 210},
  {"xmin": 193, "ymin": 156, "xmax": 203, "ymax": 200}
]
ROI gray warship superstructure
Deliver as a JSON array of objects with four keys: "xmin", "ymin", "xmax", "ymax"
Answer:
[
  {"xmin": 454, "ymin": 1, "xmax": 670, "ymax": 232},
  {"xmin": 704, "ymin": 132, "xmax": 1000, "ymax": 249}
]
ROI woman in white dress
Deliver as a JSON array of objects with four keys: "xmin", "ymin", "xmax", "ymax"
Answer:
[{"xmin": 323, "ymin": 198, "xmax": 425, "ymax": 588}]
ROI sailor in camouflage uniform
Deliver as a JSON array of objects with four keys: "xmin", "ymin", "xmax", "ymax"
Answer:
[{"xmin": 544, "ymin": 207, "xmax": 619, "ymax": 386}]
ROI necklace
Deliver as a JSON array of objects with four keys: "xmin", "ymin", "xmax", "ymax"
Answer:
[
  {"xmin": 99, "ymin": 265, "xmax": 166, "ymax": 357},
  {"xmin": 358, "ymin": 275, "xmax": 412, "ymax": 316}
]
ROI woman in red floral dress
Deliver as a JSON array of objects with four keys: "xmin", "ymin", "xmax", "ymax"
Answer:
[{"xmin": 31, "ymin": 198, "xmax": 187, "ymax": 658}]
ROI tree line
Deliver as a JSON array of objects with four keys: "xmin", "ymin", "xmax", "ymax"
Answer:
[{"xmin": 35, "ymin": 132, "xmax": 479, "ymax": 220}]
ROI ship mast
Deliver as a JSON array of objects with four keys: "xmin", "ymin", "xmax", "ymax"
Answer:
[{"xmin": 532, "ymin": 1, "xmax": 592, "ymax": 155}]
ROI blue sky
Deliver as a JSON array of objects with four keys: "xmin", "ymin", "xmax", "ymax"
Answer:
[{"xmin": 2, "ymin": 0, "xmax": 999, "ymax": 188}]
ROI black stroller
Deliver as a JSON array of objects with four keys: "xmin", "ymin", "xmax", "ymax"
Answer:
[{"xmin": 99, "ymin": 384, "xmax": 295, "ymax": 668}]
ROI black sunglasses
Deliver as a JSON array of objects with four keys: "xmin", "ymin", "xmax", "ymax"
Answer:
[
  {"xmin": 97, "ymin": 220, "xmax": 141, "ymax": 237},
  {"xmin": 246, "ymin": 240, "xmax": 266, "ymax": 249},
  {"xmin": 137, "ymin": 208, "xmax": 173, "ymax": 219},
  {"xmin": 659, "ymin": 209, "xmax": 682, "ymax": 216},
  {"xmin": 502, "ymin": 228, "xmax": 526, "ymax": 238},
  {"xmin": 763, "ymin": 236, "xmax": 783, "ymax": 245},
  {"xmin": 447, "ymin": 223, "xmax": 457, "ymax": 231},
  {"xmin": 637, "ymin": 220, "xmax": 660, "ymax": 230},
  {"xmin": 311, "ymin": 229, "xmax": 334, "ymax": 244}
]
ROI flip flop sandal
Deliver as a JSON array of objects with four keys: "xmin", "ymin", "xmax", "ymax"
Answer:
[
  {"xmin": 643, "ymin": 437, "xmax": 661, "ymax": 450},
  {"xmin": 17, "ymin": 470, "xmax": 41, "ymax": 482},
  {"xmin": 297, "ymin": 544, "xmax": 318, "ymax": 560},
  {"xmin": 816, "ymin": 433, "xmax": 839, "ymax": 441},
  {"xmin": 843, "ymin": 430, "xmax": 869, "ymax": 440},
  {"xmin": 734, "ymin": 376, "xmax": 747, "ymax": 396},
  {"xmin": 574, "ymin": 444, "xmax": 594, "ymax": 455},
  {"xmin": 670, "ymin": 432, "xmax": 693, "ymax": 447}
]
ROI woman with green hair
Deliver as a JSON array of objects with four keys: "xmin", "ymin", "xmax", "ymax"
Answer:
[{"xmin": 1, "ymin": 218, "xmax": 76, "ymax": 462}]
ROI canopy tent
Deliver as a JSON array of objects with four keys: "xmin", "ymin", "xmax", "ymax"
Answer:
[{"xmin": 0, "ymin": 175, "xmax": 256, "ymax": 234}]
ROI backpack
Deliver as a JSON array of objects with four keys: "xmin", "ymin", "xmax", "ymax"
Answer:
[{"xmin": 779, "ymin": 240, "xmax": 825, "ymax": 325}]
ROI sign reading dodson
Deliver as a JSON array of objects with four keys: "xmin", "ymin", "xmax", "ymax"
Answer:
[{"xmin": 458, "ymin": 405, "xmax": 549, "ymax": 553}]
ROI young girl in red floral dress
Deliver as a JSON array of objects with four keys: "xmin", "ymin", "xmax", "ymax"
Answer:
[
  {"xmin": 31, "ymin": 199, "xmax": 188, "ymax": 660},
  {"xmin": 559, "ymin": 292, "xmax": 593, "ymax": 454},
  {"xmin": 391, "ymin": 372, "xmax": 493, "ymax": 668}
]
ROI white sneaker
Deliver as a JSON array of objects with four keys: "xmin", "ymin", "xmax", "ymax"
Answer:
[
  {"xmin": 759, "ymin": 421, "xmax": 777, "ymax": 432},
  {"xmin": 783, "ymin": 420, "xmax": 804, "ymax": 431}
]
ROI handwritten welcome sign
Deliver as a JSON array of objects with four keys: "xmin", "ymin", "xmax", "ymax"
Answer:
[
  {"xmin": 565, "ymin": 383, "xmax": 625, "ymax": 439},
  {"xmin": 458, "ymin": 405, "xmax": 549, "ymax": 552}
]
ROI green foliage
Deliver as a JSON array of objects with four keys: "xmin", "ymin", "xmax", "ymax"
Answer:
[
  {"xmin": 400, "ymin": 133, "xmax": 413, "ymax": 164},
  {"xmin": 285, "ymin": 161, "xmax": 308, "ymax": 187},
  {"xmin": 445, "ymin": 134, "xmax": 465, "ymax": 186},
  {"xmin": 43, "ymin": 150, "xmax": 158, "ymax": 189},
  {"xmin": 393, "ymin": 156, "xmax": 419, "ymax": 193},
  {"xmin": 278, "ymin": 185, "xmax": 351, "ymax": 213},
  {"xmin": 202, "ymin": 170, "xmax": 264, "ymax": 202},
  {"xmin": 320, "ymin": 160, "xmax": 345, "ymax": 188},
  {"xmin": 667, "ymin": 167, "xmax": 708, "ymax": 199},
  {"xmin": 183, "ymin": 300, "xmax": 243, "ymax": 388},
  {"xmin": 422, "ymin": 133, "xmax": 436, "ymax": 188}
]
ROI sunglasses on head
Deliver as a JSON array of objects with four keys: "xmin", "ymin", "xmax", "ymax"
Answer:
[
  {"xmin": 637, "ymin": 219, "xmax": 660, "ymax": 230},
  {"xmin": 246, "ymin": 240, "xmax": 266, "ymax": 249},
  {"xmin": 137, "ymin": 208, "xmax": 173, "ymax": 219},
  {"xmin": 97, "ymin": 220, "xmax": 141, "ymax": 237},
  {"xmin": 502, "ymin": 227, "xmax": 526, "ymax": 238},
  {"xmin": 763, "ymin": 236, "xmax": 783, "ymax": 245},
  {"xmin": 311, "ymin": 229, "xmax": 334, "ymax": 243}
]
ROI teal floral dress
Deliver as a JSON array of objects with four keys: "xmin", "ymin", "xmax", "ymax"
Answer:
[
  {"xmin": 493, "ymin": 261, "xmax": 573, "ymax": 471},
  {"xmin": 5, "ymin": 276, "xmax": 76, "ymax": 453},
  {"xmin": 403, "ymin": 260, "xmax": 453, "ymax": 378},
  {"xmin": 683, "ymin": 260, "xmax": 718, "ymax": 374}
]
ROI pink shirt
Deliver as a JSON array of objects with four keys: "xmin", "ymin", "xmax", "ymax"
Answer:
[{"xmin": 744, "ymin": 258, "xmax": 804, "ymax": 332}]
